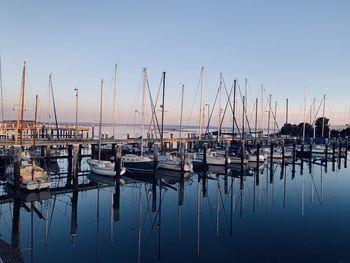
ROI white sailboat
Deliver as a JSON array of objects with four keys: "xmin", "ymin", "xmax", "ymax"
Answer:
[
  {"xmin": 6, "ymin": 62, "xmax": 51, "ymax": 190},
  {"xmin": 87, "ymin": 79, "xmax": 126, "ymax": 177},
  {"xmin": 121, "ymin": 68, "xmax": 154, "ymax": 174}
]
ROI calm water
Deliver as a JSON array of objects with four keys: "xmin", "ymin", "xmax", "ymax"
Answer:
[{"xmin": 0, "ymin": 156, "xmax": 350, "ymax": 263}]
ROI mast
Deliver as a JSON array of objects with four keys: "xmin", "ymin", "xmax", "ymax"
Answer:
[
  {"xmin": 179, "ymin": 84, "xmax": 184, "ymax": 142},
  {"xmin": 0, "ymin": 57, "xmax": 4, "ymax": 121},
  {"xmin": 48, "ymin": 74, "xmax": 52, "ymax": 135},
  {"xmin": 198, "ymin": 67, "xmax": 204, "ymax": 139},
  {"xmin": 267, "ymin": 94, "xmax": 271, "ymax": 138},
  {"xmin": 98, "ymin": 79, "xmax": 103, "ymax": 162},
  {"xmin": 32, "ymin": 94, "xmax": 38, "ymax": 180},
  {"xmin": 254, "ymin": 98, "xmax": 258, "ymax": 145},
  {"xmin": 273, "ymin": 101, "xmax": 277, "ymax": 136},
  {"xmin": 160, "ymin": 71, "xmax": 166, "ymax": 152},
  {"xmin": 260, "ymin": 84, "xmax": 264, "ymax": 134},
  {"xmin": 285, "ymin": 98, "xmax": 288, "ymax": 140},
  {"xmin": 218, "ymin": 74, "xmax": 223, "ymax": 142},
  {"xmin": 15, "ymin": 61, "xmax": 26, "ymax": 145},
  {"xmin": 112, "ymin": 64, "xmax": 118, "ymax": 138},
  {"xmin": 74, "ymin": 87, "xmax": 79, "ymax": 143},
  {"xmin": 313, "ymin": 97, "xmax": 316, "ymax": 139},
  {"xmin": 141, "ymin": 68, "xmax": 147, "ymax": 157},
  {"xmin": 303, "ymin": 90, "xmax": 306, "ymax": 143},
  {"xmin": 50, "ymin": 75, "xmax": 59, "ymax": 139},
  {"xmin": 322, "ymin": 94, "xmax": 326, "ymax": 138},
  {"xmin": 232, "ymin": 80, "xmax": 236, "ymax": 141}
]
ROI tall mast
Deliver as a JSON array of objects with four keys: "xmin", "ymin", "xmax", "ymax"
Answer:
[
  {"xmin": 254, "ymin": 98, "xmax": 258, "ymax": 145},
  {"xmin": 98, "ymin": 79, "xmax": 103, "ymax": 162},
  {"xmin": 273, "ymin": 101, "xmax": 277, "ymax": 136},
  {"xmin": 232, "ymin": 80, "xmax": 236, "ymax": 141},
  {"xmin": 160, "ymin": 71, "xmax": 166, "ymax": 152},
  {"xmin": 313, "ymin": 97, "xmax": 316, "ymax": 139},
  {"xmin": 198, "ymin": 67, "xmax": 204, "ymax": 139},
  {"xmin": 179, "ymin": 84, "xmax": 184, "ymax": 142},
  {"xmin": 33, "ymin": 95, "xmax": 38, "ymax": 147},
  {"xmin": 141, "ymin": 68, "xmax": 147, "ymax": 157},
  {"xmin": 218, "ymin": 74, "xmax": 223, "ymax": 142},
  {"xmin": 0, "ymin": 57, "xmax": 4, "ymax": 121},
  {"xmin": 260, "ymin": 84, "xmax": 264, "ymax": 134},
  {"xmin": 302, "ymin": 90, "xmax": 306, "ymax": 143},
  {"xmin": 48, "ymin": 74, "xmax": 52, "ymax": 134},
  {"xmin": 267, "ymin": 94, "xmax": 271, "ymax": 138},
  {"xmin": 322, "ymin": 94, "xmax": 326, "ymax": 138},
  {"xmin": 50, "ymin": 74, "xmax": 59, "ymax": 139},
  {"xmin": 15, "ymin": 61, "xmax": 26, "ymax": 145},
  {"xmin": 112, "ymin": 64, "xmax": 118, "ymax": 139},
  {"xmin": 285, "ymin": 98, "xmax": 288, "ymax": 140}
]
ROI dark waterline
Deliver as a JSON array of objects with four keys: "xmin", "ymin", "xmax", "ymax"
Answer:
[{"xmin": 0, "ymin": 156, "xmax": 349, "ymax": 263}]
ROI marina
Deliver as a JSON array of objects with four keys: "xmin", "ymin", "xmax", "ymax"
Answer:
[{"xmin": 1, "ymin": 1, "xmax": 350, "ymax": 262}]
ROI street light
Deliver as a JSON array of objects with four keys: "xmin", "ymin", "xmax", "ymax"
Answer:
[{"xmin": 74, "ymin": 88, "xmax": 78, "ymax": 142}]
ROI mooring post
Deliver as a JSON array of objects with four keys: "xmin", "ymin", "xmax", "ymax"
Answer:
[
  {"xmin": 67, "ymin": 144, "xmax": 73, "ymax": 186},
  {"xmin": 13, "ymin": 146, "xmax": 21, "ymax": 194},
  {"xmin": 78, "ymin": 144, "xmax": 83, "ymax": 164},
  {"xmin": 111, "ymin": 143, "xmax": 116, "ymax": 160},
  {"xmin": 153, "ymin": 144, "xmax": 158, "ymax": 176},
  {"xmin": 309, "ymin": 142, "xmax": 313, "ymax": 163},
  {"xmin": 203, "ymin": 143, "xmax": 208, "ymax": 167},
  {"xmin": 46, "ymin": 145, "xmax": 51, "ymax": 163},
  {"xmin": 325, "ymin": 142, "xmax": 328, "ymax": 163},
  {"xmin": 91, "ymin": 144, "xmax": 96, "ymax": 159},
  {"xmin": 91, "ymin": 125, "xmax": 95, "ymax": 139},
  {"xmin": 332, "ymin": 141, "xmax": 336, "ymax": 164},
  {"xmin": 240, "ymin": 140, "xmax": 245, "ymax": 171},
  {"xmin": 114, "ymin": 144, "xmax": 122, "ymax": 177},
  {"xmin": 180, "ymin": 142, "xmax": 185, "ymax": 178},
  {"xmin": 292, "ymin": 142, "xmax": 296, "ymax": 174},
  {"xmin": 72, "ymin": 144, "xmax": 79, "ymax": 189}
]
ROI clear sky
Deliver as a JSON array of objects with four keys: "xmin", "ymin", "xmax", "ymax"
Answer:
[{"xmin": 0, "ymin": 0, "xmax": 349, "ymax": 128}]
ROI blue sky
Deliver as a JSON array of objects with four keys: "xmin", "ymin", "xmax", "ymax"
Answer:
[{"xmin": 0, "ymin": 0, "xmax": 349, "ymax": 127}]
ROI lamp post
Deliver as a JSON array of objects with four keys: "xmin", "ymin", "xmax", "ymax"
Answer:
[{"xmin": 74, "ymin": 88, "xmax": 78, "ymax": 143}]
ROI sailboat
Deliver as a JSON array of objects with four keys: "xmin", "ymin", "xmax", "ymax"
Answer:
[
  {"xmin": 157, "ymin": 83, "xmax": 193, "ymax": 172},
  {"xmin": 87, "ymin": 79, "xmax": 126, "ymax": 177},
  {"xmin": 121, "ymin": 68, "xmax": 154, "ymax": 174},
  {"xmin": 6, "ymin": 62, "xmax": 51, "ymax": 191}
]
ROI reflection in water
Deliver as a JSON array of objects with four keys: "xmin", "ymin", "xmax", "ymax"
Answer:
[{"xmin": 1, "ymin": 155, "xmax": 350, "ymax": 262}]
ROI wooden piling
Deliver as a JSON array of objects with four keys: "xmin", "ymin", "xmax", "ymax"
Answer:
[
  {"xmin": 332, "ymin": 142, "xmax": 336, "ymax": 163},
  {"xmin": 72, "ymin": 144, "xmax": 79, "ymax": 187},
  {"xmin": 46, "ymin": 145, "xmax": 51, "ymax": 163},
  {"xmin": 256, "ymin": 143, "xmax": 260, "ymax": 172},
  {"xmin": 180, "ymin": 142, "xmax": 185, "ymax": 177},
  {"xmin": 153, "ymin": 144, "xmax": 158, "ymax": 176},
  {"xmin": 13, "ymin": 146, "xmax": 21, "ymax": 194},
  {"xmin": 114, "ymin": 144, "xmax": 122, "ymax": 176}
]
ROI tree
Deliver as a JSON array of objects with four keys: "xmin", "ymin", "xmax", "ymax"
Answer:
[{"xmin": 315, "ymin": 117, "xmax": 329, "ymax": 138}]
